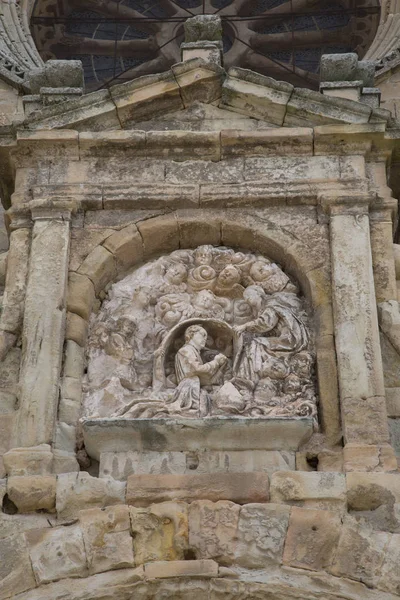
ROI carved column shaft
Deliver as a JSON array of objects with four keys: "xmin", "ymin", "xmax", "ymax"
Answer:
[
  {"xmin": 14, "ymin": 205, "xmax": 71, "ymax": 448},
  {"xmin": 329, "ymin": 201, "xmax": 390, "ymax": 447}
]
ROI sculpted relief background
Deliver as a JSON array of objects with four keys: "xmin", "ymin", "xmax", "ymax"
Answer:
[{"xmin": 83, "ymin": 245, "xmax": 317, "ymax": 423}]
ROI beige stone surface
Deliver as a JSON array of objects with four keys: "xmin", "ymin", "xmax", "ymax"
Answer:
[
  {"xmin": 26, "ymin": 524, "xmax": 89, "ymax": 584},
  {"xmin": 67, "ymin": 272, "xmax": 95, "ymax": 321},
  {"xmin": 15, "ymin": 219, "xmax": 70, "ymax": 448},
  {"xmin": 3, "ymin": 444, "xmax": 53, "ymax": 476},
  {"xmin": 137, "ymin": 214, "xmax": 179, "ymax": 259},
  {"xmin": 126, "ymin": 472, "xmax": 269, "ymax": 506},
  {"xmin": 329, "ymin": 516, "xmax": 390, "ymax": 587},
  {"xmin": 347, "ymin": 472, "xmax": 400, "ymax": 510},
  {"xmin": 341, "ymin": 395, "xmax": 390, "ymax": 446},
  {"xmin": 102, "ymin": 224, "xmax": 143, "ymax": 273},
  {"xmin": 188, "ymin": 500, "xmax": 239, "ymax": 565},
  {"xmin": 144, "ymin": 559, "xmax": 218, "ymax": 579},
  {"xmin": 77, "ymin": 245, "xmax": 116, "ymax": 295},
  {"xmin": 283, "ymin": 507, "xmax": 341, "ymax": 571},
  {"xmin": 63, "ymin": 340, "xmax": 85, "ymax": 380},
  {"xmin": 343, "ymin": 444, "xmax": 398, "ymax": 472},
  {"xmin": 69, "ymin": 229, "xmax": 115, "ymax": 272},
  {"xmin": 80, "ymin": 505, "xmax": 134, "ymax": 575},
  {"xmin": 7, "ymin": 475, "xmax": 56, "ymax": 513},
  {"xmin": 0, "ymin": 229, "xmax": 30, "ymax": 335},
  {"xmin": 377, "ymin": 533, "xmax": 400, "ymax": 594},
  {"xmin": 0, "ymin": 533, "xmax": 36, "ymax": 599},
  {"xmin": 56, "ymin": 472, "xmax": 126, "ymax": 518},
  {"xmin": 235, "ymin": 503, "xmax": 290, "ymax": 568},
  {"xmin": 130, "ymin": 501, "xmax": 188, "ymax": 565},
  {"xmin": 270, "ymin": 471, "xmax": 347, "ymax": 512},
  {"xmin": 66, "ymin": 312, "xmax": 88, "ymax": 347}
]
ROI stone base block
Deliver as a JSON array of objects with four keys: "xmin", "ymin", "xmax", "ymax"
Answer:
[
  {"xmin": 3, "ymin": 445, "xmax": 53, "ymax": 476},
  {"xmin": 126, "ymin": 472, "xmax": 269, "ymax": 506},
  {"xmin": 82, "ymin": 417, "xmax": 313, "ymax": 461},
  {"xmin": 343, "ymin": 444, "xmax": 398, "ymax": 472},
  {"xmin": 99, "ymin": 449, "xmax": 295, "ymax": 480}
]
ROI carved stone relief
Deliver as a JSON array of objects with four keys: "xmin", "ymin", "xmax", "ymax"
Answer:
[{"xmin": 83, "ymin": 246, "xmax": 317, "ymax": 422}]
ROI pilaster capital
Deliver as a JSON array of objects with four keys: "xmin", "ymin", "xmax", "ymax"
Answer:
[
  {"xmin": 318, "ymin": 192, "xmax": 375, "ymax": 217},
  {"xmin": 8, "ymin": 198, "xmax": 79, "ymax": 226}
]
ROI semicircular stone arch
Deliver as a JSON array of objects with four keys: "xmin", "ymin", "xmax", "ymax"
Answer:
[{"xmin": 64, "ymin": 212, "xmax": 339, "ymax": 443}]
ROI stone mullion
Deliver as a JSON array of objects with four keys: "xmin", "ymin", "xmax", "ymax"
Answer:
[
  {"xmin": 327, "ymin": 197, "xmax": 396, "ymax": 470},
  {"xmin": 13, "ymin": 204, "xmax": 72, "ymax": 450}
]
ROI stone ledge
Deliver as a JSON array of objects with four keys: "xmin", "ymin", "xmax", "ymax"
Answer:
[{"xmin": 82, "ymin": 417, "xmax": 313, "ymax": 460}]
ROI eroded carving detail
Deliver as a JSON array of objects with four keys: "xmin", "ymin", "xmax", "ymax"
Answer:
[{"xmin": 83, "ymin": 246, "xmax": 317, "ymax": 421}]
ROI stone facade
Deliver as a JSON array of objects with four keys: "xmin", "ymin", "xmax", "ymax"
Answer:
[{"xmin": 2, "ymin": 11, "xmax": 400, "ymax": 600}]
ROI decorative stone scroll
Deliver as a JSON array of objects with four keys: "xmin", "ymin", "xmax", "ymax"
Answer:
[{"xmin": 83, "ymin": 246, "xmax": 317, "ymax": 422}]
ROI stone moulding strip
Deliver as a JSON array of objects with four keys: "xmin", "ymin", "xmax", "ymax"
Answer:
[
  {"xmin": 29, "ymin": 178, "xmax": 369, "ymax": 210},
  {"xmin": 81, "ymin": 417, "xmax": 314, "ymax": 461},
  {"xmin": 8, "ymin": 125, "xmax": 399, "ymax": 166}
]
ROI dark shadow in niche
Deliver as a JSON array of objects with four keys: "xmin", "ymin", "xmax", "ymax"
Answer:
[{"xmin": 2, "ymin": 494, "xmax": 18, "ymax": 514}]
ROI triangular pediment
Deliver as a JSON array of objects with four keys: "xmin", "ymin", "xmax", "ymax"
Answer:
[{"xmin": 16, "ymin": 59, "xmax": 395, "ymax": 132}]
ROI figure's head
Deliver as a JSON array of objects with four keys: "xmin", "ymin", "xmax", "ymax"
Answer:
[
  {"xmin": 250, "ymin": 260, "xmax": 274, "ymax": 282},
  {"xmin": 291, "ymin": 352, "xmax": 313, "ymax": 378},
  {"xmin": 283, "ymin": 373, "xmax": 302, "ymax": 394},
  {"xmin": 243, "ymin": 285, "xmax": 264, "ymax": 310},
  {"xmin": 165, "ymin": 262, "xmax": 187, "ymax": 285},
  {"xmin": 185, "ymin": 325, "xmax": 208, "ymax": 349},
  {"xmin": 194, "ymin": 245, "xmax": 213, "ymax": 266},
  {"xmin": 217, "ymin": 265, "xmax": 241, "ymax": 287},
  {"xmin": 194, "ymin": 289, "xmax": 214, "ymax": 309}
]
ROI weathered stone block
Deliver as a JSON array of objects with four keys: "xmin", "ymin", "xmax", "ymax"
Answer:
[
  {"xmin": 80, "ymin": 505, "xmax": 134, "ymax": 574},
  {"xmin": 329, "ymin": 516, "xmax": 390, "ymax": 587},
  {"xmin": 377, "ymin": 533, "xmax": 400, "ymax": 594},
  {"xmin": 26, "ymin": 524, "xmax": 88, "ymax": 584},
  {"xmin": 7, "ymin": 475, "xmax": 56, "ymax": 513},
  {"xmin": 54, "ymin": 421, "xmax": 77, "ymax": 453},
  {"xmin": 144, "ymin": 559, "xmax": 218, "ymax": 579},
  {"xmin": 235, "ymin": 503, "xmax": 290, "ymax": 568},
  {"xmin": 3, "ymin": 444, "xmax": 53, "ymax": 476},
  {"xmin": 126, "ymin": 472, "xmax": 269, "ymax": 506},
  {"xmin": 343, "ymin": 444, "xmax": 398, "ymax": 473},
  {"xmin": 130, "ymin": 501, "xmax": 188, "ymax": 565},
  {"xmin": 283, "ymin": 507, "xmax": 342, "ymax": 571},
  {"xmin": 137, "ymin": 215, "xmax": 179, "ymax": 259},
  {"xmin": 0, "ymin": 533, "xmax": 36, "ymax": 598},
  {"xmin": 66, "ymin": 312, "xmax": 88, "ymax": 347},
  {"xmin": 56, "ymin": 472, "xmax": 126, "ymax": 518},
  {"xmin": 146, "ymin": 131, "xmax": 220, "ymax": 161},
  {"xmin": 188, "ymin": 500, "xmax": 239, "ymax": 565},
  {"xmin": 63, "ymin": 340, "xmax": 85, "ymax": 380},
  {"xmin": 77, "ymin": 245, "xmax": 116, "ymax": 295},
  {"xmin": 67, "ymin": 272, "xmax": 95, "ymax": 321},
  {"xmin": 270, "ymin": 471, "xmax": 347, "ymax": 512},
  {"xmin": 102, "ymin": 224, "xmax": 143, "ymax": 272},
  {"xmin": 221, "ymin": 68, "xmax": 293, "ymax": 126},
  {"xmin": 346, "ymin": 472, "xmax": 400, "ymax": 510}
]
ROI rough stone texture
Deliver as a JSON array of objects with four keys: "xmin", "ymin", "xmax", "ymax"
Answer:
[
  {"xmin": 283, "ymin": 507, "xmax": 342, "ymax": 571},
  {"xmin": 56, "ymin": 472, "xmax": 126, "ymax": 518},
  {"xmin": 188, "ymin": 500, "xmax": 239, "ymax": 565},
  {"xmin": 80, "ymin": 505, "xmax": 134, "ymax": 574},
  {"xmin": 67, "ymin": 272, "xmax": 95, "ymax": 321},
  {"xmin": 346, "ymin": 472, "xmax": 400, "ymax": 510},
  {"xmin": 144, "ymin": 559, "xmax": 219, "ymax": 579},
  {"xmin": 77, "ymin": 245, "xmax": 116, "ymax": 295},
  {"xmin": 270, "ymin": 471, "xmax": 347, "ymax": 512},
  {"xmin": 99, "ymin": 450, "xmax": 295, "ymax": 480},
  {"xmin": 126, "ymin": 472, "xmax": 269, "ymax": 506},
  {"xmin": 0, "ymin": 534, "xmax": 36, "ymax": 599},
  {"xmin": 235, "ymin": 503, "xmax": 290, "ymax": 568},
  {"xmin": 329, "ymin": 516, "xmax": 391, "ymax": 587},
  {"xmin": 3, "ymin": 444, "xmax": 53, "ymax": 476},
  {"xmin": 14, "ymin": 219, "xmax": 70, "ymax": 448},
  {"xmin": 26, "ymin": 524, "xmax": 89, "ymax": 584},
  {"xmin": 130, "ymin": 502, "xmax": 188, "ymax": 564},
  {"xmin": 7, "ymin": 475, "xmax": 56, "ymax": 513}
]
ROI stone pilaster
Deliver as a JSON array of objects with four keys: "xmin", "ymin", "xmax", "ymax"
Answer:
[
  {"xmin": 13, "ymin": 201, "xmax": 74, "ymax": 451},
  {"xmin": 323, "ymin": 195, "xmax": 396, "ymax": 470}
]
